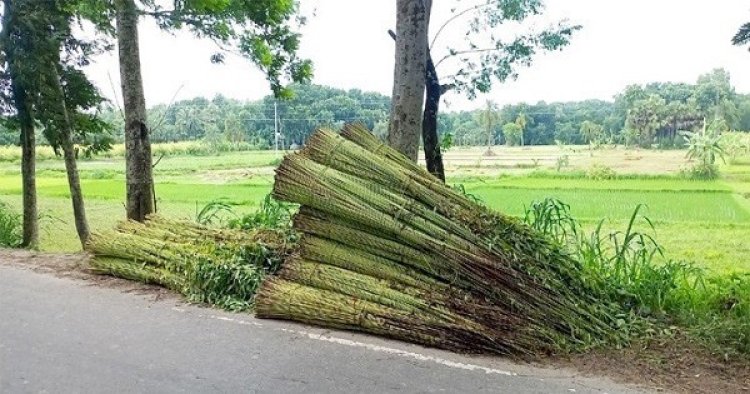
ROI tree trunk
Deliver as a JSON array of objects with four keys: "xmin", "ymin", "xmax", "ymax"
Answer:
[
  {"xmin": 422, "ymin": 51, "xmax": 445, "ymax": 182},
  {"xmin": 19, "ymin": 98, "xmax": 38, "ymax": 248},
  {"xmin": 51, "ymin": 65, "xmax": 90, "ymax": 247},
  {"xmin": 61, "ymin": 133, "xmax": 90, "ymax": 247},
  {"xmin": 419, "ymin": 0, "xmax": 445, "ymax": 182},
  {"xmin": 116, "ymin": 0, "xmax": 155, "ymax": 221},
  {"xmin": 387, "ymin": 0, "xmax": 428, "ymax": 162},
  {"xmin": 2, "ymin": 0, "xmax": 39, "ymax": 248}
]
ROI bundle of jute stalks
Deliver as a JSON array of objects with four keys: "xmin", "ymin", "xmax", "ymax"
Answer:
[
  {"xmin": 87, "ymin": 215, "xmax": 294, "ymax": 310},
  {"xmin": 255, "ymin": 124, "xmax": 623, "ymax": 356}
]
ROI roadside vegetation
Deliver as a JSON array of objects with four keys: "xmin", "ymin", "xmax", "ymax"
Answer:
[
  {"xmin": 0, "ymin": 201, "xmax": 22, "ymax": 247},
  {"xmin": 2, "ymin": 132, "xmax": 742, "ymax": 359},
  {"xmin": 525, "ymin": 199, "xmax": 749, "ymax": 357}
]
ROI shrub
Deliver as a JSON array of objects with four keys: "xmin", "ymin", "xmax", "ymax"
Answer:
[
  {"xmin": 586, "ymin": 163, "xmax": 616, "ymax": 180},
  {"xmin": 0, "ymin": 202, "xmax": 22, "ymax": 248},
  {"xmin": 229, "ymin": 194, "xmax": 295, "ymax": 230},
  {"xmin": 555, "ymin": 154, "xmax": 570, "ymax": 172},
  {"xmin": 680, "ymin": 163, "xmax": 720, "ymax": 180}
]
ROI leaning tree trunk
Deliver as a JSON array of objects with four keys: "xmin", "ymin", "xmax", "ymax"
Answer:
[
  {"xmin": 51, "ymin": 65, "xmax": 90, "ymax": 247},
  {"xmin": 3, "ymin": 0, "xmax": 39, "ymax": 248},
  {"xmin": 422, "ymin": 50, "xmax": 446, "ymax": 182},
  {"xmin": 387, "ymin": 0, "xmax": 428, "ymax": 162},
  {"xmin": 116, "ymin": 0, "xmax": 155, "ymax": 221},
  {"xmin": 60, "ymin": 133, "xmax": 90, "ymax": 247}
]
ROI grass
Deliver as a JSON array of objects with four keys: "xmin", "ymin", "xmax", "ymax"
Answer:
[
  {"xmin": 0, "ymin": 201, "xmax": 22, "ymax": 247},
  {"xmin": 0, "ymin": 141, "xmax": 279, "ymax": 162},
  {"xmin": 0, "ymin": 176, "xmax": 272, "ymax": 205},
  {"xmin": 0, "ymin": 150, "xmax": 284, "ymax": 177},
  {"xmin": 456, "ymin": 176, "xmax": 734, "ymax": 192},
  {"xmin": 462, "ymin": 186, "xmax": 750, "ymax": 223},
  {"xmin": 0, "ymin": 144, "xmax": 748, "ymax": 277},
  {"xmin": 524, "ymin": 199, "xmax": 750, "ymax": 357}
]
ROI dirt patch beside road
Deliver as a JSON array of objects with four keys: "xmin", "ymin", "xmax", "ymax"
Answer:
[
  {"xmin": 557, "ymin": 334, "xmax": 750, "ymax": 393},
  {"xmin": 0, "ymin": 248, "xmax": 176, "ymax": 301}
]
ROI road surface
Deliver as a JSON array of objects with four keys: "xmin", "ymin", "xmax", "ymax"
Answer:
[{"xmin": 0, "ymin": 265, "xmax": 644, "ymax": 393}]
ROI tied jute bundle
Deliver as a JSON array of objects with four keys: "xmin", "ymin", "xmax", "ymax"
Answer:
[
  {"xmin": 256, "ymin": 124, "xmax": 623, "ymax": 356},
  {"xmin": 88, "ymin": 215, "xmax": 294, "ymax": 310}
]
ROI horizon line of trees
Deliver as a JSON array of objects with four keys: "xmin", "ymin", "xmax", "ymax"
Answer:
[{"xmin": 5, "ymin": 68, "xmax": 745, "ymax": 150}]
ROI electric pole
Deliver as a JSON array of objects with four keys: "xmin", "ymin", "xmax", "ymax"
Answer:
[{"xmin": 274, "ymin": 101, "xmax": 279, "ymax": 151}]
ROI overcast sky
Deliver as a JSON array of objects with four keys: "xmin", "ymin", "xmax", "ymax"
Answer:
[{"xmin": 85, "ymin": 0, "xmax": 750, "ymax": 111}]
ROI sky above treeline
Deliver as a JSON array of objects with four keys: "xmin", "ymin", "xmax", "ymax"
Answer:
[{"xmin": 85, "ymin": 0, "xmax": 750, "ymax": 111}]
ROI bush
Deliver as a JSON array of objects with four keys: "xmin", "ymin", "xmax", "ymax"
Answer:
[
  {"xmin": 586, "ymin": 163, "xmax": 617, "ymax": 180},
  {"xmin": 680, "ymin": 163, "xmax": 719, "ymax": 180},
  {"xmin": 229, "ymin": 194, "xmax": 295, "ymax": 230},
  {"xmin": 0, "ymin": 202, "xmax": 22, "ymax": 248}
]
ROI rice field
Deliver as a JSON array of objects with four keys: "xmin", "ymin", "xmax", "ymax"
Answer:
[{"xmin": 0, "ymin": 144, "xmax": 748, "ymax": 275}]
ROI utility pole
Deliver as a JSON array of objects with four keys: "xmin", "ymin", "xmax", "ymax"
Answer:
[
  {"xmin": 274, "ymin": 101, "xmax": 279, "ymax": 152},
  {"xmin": 485, "ymin": 100, "xmax": 495, "ymax": 156}
]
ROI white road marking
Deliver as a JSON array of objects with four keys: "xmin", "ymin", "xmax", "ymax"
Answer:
[
  {"xmin": 281, "ymin": 327, "xmax": 517, "ymax": 377},
  {"xmin": 209, "ymin": 315, "xmax": 264, "ymax": 327},
  {"xmin": 174, "ymin": 306, "xmax": 518, "ymax": 378}
]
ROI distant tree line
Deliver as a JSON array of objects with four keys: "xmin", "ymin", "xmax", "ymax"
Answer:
[
  {"xmin": 95, "ymin": 84, "xmax": 392, "ymax": 150},
  {"xmin": 450, "ymin": 68, "xmax": 750, "ymax": 148},
  {"xmin": 3, "ymin": 69, "xmax": 749, "ymax": 150}
]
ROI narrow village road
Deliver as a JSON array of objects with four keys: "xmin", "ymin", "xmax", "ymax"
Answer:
[{"xmin": 0, "ymin": 263, "xmax": 643, "ymax": 393}]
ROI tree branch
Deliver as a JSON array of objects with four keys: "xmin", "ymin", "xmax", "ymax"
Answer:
[
  {"xmin": 430, "ymin": 2, "xmax": 492, "ymax": 50},
  {"xmin": 434, "ymin": 47, "xmax": 501, "ymax": 69},
  {"xmin": 388, "ymin": 29, "xmax": 396, "ymax": 41}
]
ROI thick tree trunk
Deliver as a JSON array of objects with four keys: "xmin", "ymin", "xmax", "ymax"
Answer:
[
  {"xmin": 422, "ymin": 51, "xmax": 445, "ymax": 182},
  {"xmin": 19, "ymin": 102, "xmax": 38, "ymax": 248},
  {"xmin": 3, "ymin": 0, "xmax": 39, "ymax": 248},
  {"xmin": 387, "ymin": 0, "xmax": 428, "ymax": 162},
  {"xmin": 116, "ymin": 0, "xmax": 155, "ymax": 221}
]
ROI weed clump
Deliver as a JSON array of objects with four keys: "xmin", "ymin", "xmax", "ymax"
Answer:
[
  {"xmin": 586, "ymin": 163, "xmax": 617, "ymax": 180},
  {"xmin": 680, "ymin": 162, "xmax": 720, "ymax": 180},
  {"xmin": 524, "ymin": 198, "xmax": 750, "ymax": 358},
  {"xmin": 0, "ymin": 202, "xmax": 22, "ymax": 248}
]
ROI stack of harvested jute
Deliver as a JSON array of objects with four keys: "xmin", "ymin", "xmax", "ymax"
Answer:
[
  {"xmin": 255, "ymin": 124, "xmax": 621, "ymax": 356},
  {"xmin": 88, "ymin": 215, "xmax": 294, "ymax": 311}
]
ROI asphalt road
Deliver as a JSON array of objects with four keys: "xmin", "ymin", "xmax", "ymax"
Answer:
[{"xmin": 0, "ymin": 265, "xmax": 643, "ymax": 393}]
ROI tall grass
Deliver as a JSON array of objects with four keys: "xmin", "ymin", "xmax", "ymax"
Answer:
[
  {"xmin": 0, "ymin": 202, "xmax": 22, "ymax": 247},
  {"xmin": 228, "ymin": 194, "xmax": 296, "ymax": 230},
  {"xmin": 524, "ymin": 198, "xmax": 750, "ymax": 356}
]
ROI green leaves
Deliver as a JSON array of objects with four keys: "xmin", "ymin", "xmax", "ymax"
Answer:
[
  {"xmin": 0, "ymin": 0, "xmax": 113, "ymax": 153},
  {"xmin": 502, "ymin": 122, "xmax": 523, "ymax": 146},
  {"xmin": 433, "ymin": 0, "xmax": 580, "ymax": 99},
  {"xmin": 682, "ymin": 122, "xmax": 726, "ymax": 166},
  {"xmin": 140, "ymin": 0, "xmax": 312, "ymax": 98}
]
